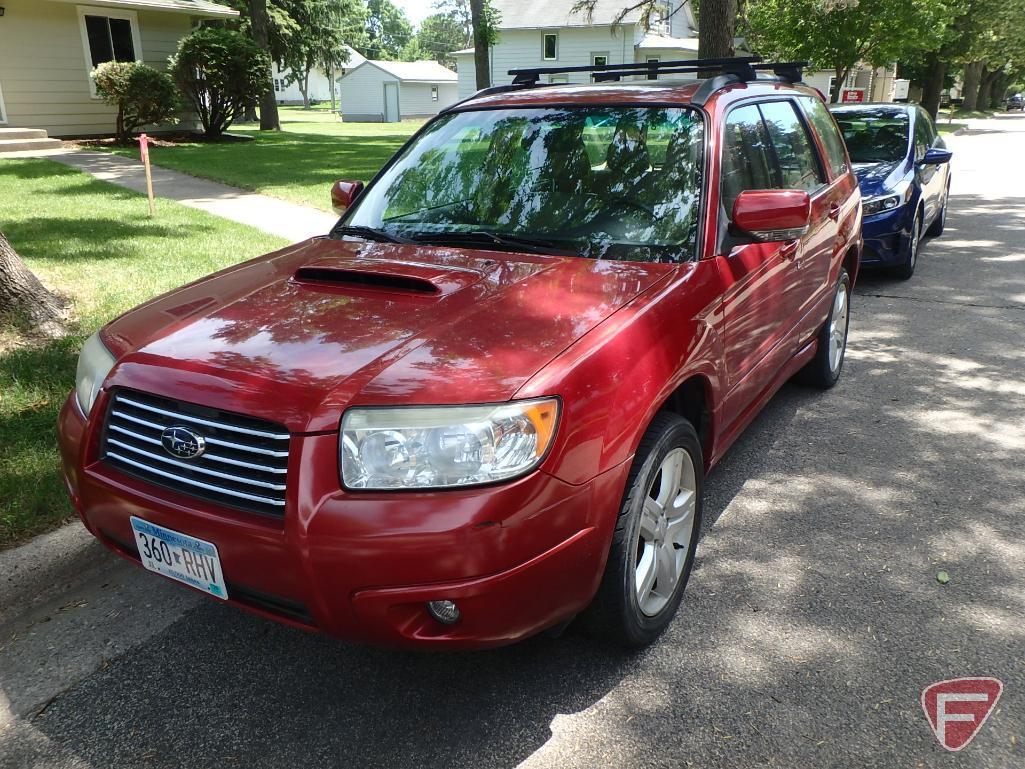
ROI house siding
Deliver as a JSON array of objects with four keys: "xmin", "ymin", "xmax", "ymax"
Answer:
[
  {"xmin": 0, "ymin": 0, "xmax": 194, "ymax": 136},
  {"xmin": 338, "ymin": 64, "xmax": 394, "ymax": 121},
  {"xmin": 399, "ymin": 82, "xmax": 457, "ymax": 117}
]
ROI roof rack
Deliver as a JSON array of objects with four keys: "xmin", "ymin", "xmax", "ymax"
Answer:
[{"xmin": 507, "ymin": 56, "xmax": 807, "ymax": 87}]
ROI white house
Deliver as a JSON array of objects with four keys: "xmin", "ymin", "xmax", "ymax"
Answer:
[
  {"xmin": 271, "ymin": 45, "xmax": 366, "ymax": 106},
  {"xmin": 337, "ymin": 60, "xmax": 458, "ymax": 122},
  {"xmin": 453, "ymin": 0, "xmax": 703, "ymax": 100},
  {"xmin": 0, "ymin": 0, "xmax": 236, "ymax": 140}
]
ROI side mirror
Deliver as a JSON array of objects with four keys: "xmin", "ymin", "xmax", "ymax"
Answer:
[
  {"xmin": 923, "ymin": 147, "xmax": 952, "ymax": 165},
  {"xmin": 731, "ymin": 190, "xmax": 811, "ymax": 242},
  {"xmin": 331, "ymin": 180, "xmax": 364, "ymax": 215}
]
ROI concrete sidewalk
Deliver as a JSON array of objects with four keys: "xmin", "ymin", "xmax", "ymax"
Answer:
[{"xmin": 48, "ymin": 150, "xmax": 337, "ymax": 242}]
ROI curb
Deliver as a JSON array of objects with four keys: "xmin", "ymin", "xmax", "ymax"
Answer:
[{"xmin": 0, "ymin": 520, "xmax": 114, "ymax": 629}]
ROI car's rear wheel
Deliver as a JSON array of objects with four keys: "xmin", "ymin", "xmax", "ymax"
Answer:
[
  {"xmin": 796, "ymin": 268, "xmax": 851, "ymax": 389},
  {"xmin": 583, "ymin": 413, "xmax": 702, "ymax": 648},
  {"xmin": 891, "ymin": 211, "xmax": 922, "ymax": 280},
  {"xmin": 926, "ymin": 183, "xmax": 950, "ymax": 237}
]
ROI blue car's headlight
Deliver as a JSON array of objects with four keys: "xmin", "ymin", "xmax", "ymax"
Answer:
[{"xmin": 863, "ymin": 180, "xmax": 913, "ymax": 217}]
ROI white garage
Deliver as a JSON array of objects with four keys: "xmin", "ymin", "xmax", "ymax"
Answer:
[{"xmin": 338, "ymin": 60, "xmax": 459, "ymax": 122}]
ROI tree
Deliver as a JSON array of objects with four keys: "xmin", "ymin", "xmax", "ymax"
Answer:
[
  {"xmin": 365, "ymin": 0, "xmax": 414, "ymax": 59},
  {"xmin": 170, "ymin": 27, "xmax": 270, "ymax": 139},
  {"xmin": 470, "ymin": 0, "xmax": 491, "ymax": 88},
  {"xmin": 278, "ymin": 0, "xmax": 364, "ymax": 108},
  {"xmin": 746, "ymin": 0, "xmax": 948, "ymax": 102},
  {"xmin": 92, "ymin": 62, "xmax": 178, "ymax": 143},
  {"xmin": 413, "ymin": 11, "xmax": 470, "ymax": 66},
  {"xmin": 249, "ymin": 0, "xmax": 282, "ymax": 130},
  {"xmin": 0, "ymin": 232, "xmax": 67, "ymax": 338}
]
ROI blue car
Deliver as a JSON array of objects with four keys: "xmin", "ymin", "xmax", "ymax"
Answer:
[{"xmin": 829, "ymin": 104, "xmax": 952, "ymax": 279}]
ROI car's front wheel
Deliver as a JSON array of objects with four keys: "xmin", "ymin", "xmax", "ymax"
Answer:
[
  {"xmin": 583, "ymin": 413, "xmax": 702, "ymax": 648},
  {"xmin": 891, "ymin": 211, "xmax": 922, "ymax": 280}
]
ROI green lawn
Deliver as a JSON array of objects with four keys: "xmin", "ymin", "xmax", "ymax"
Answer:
[
  {"xmin": 105, "ymin": 108, "xmax": 424, "ymax": 211},
  {"xmin": 0, "ymin": 159, "xmax": 285, "ymax": 547}
]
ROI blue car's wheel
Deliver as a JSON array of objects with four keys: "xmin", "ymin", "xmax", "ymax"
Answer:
[{"xmin": 891, "ymin": 211, "xmax": 921, "ymax": 280}]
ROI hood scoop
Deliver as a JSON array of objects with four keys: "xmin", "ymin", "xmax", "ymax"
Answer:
[
  {"xmin": 294, "ymin": 266, "xmax": 440, "ymax": 294},
  {"xmin": 292, "ymin": 258, "xmax": 485, "ymax": 298}
]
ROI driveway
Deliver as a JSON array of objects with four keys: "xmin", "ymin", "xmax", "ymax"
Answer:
[{"xmin": 2, "ymin": 114, "xmax": 1023, "ymax": 769}]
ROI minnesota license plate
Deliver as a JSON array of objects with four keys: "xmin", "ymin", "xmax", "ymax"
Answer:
[{"xmin": 130, "ymin": 516, "xmax": 228, "ymax": 600}]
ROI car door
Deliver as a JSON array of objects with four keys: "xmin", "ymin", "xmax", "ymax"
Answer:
[
  {"xmin": 921, "ymin": 109, "xmax": 950, "ymax": 216},
  {"xmin": 716, "ymin": 102, "xmax": 805, "ymax": 426},
  {"xmin": 913, "ymin": 109, "xmax": 941, "ymax": 223}
]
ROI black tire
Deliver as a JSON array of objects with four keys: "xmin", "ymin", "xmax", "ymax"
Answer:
[
  {"xmin": 796, "ymin": 269, "xmax": 851, "ymax": 389},
  {"xmin": 926, "ymin": 183, "xmax": 949, "ymax": 237},
  {"xmin": 890, "ymin": 211, "xmax": 922, "ymax": 280},
  {"xmin": 582, "ymin": 413, "xmax": 702, "ymax": 648}
]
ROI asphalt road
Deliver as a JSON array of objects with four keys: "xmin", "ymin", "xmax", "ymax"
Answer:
[{"xmin": 2, "ymin": 114, "xmax": 1024, "ymax": 769}]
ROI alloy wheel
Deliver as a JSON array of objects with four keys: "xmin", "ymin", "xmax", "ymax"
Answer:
[
  {"xmin": 634, "ymin": 448, "xmax": 697, "ymax": 617},
  {"xmin": 828, "ymin": 281, "xmax": 849, "ymax": 374}
]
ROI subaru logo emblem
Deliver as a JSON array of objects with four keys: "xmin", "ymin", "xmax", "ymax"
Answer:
[{"xmin": 160, "ymin": 426, "xmax": 206, "ymax": 460}]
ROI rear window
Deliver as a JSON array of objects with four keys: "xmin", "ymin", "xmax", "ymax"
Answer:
[{"xmin": 799, "ymin": 96, "xmax": 849, "ymax": 177}]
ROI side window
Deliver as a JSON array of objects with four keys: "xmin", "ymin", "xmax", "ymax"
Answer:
[
  {"xmin": 721, "ymin": 105, "xmax": 776, "ymax": 216},
  {"xmin": 799, "ymin": 96, "xmax": 849, "ymax": 177},
  {"xmin": 919, "ymin": 108, "xmax": 941, "ymax": 147},
  {"xmin": 757, "ymin": 100, "xmax": 825, "ymax": 193},
  {"xmin": 913, "ymin": 113, "xmax": 930, "ymax": 160}
]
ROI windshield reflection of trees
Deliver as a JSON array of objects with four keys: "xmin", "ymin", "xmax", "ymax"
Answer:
[{"xmin": 357, "ymin": 107, "xmax": 705, "ymax": 263}]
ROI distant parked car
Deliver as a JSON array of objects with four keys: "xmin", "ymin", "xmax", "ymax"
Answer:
[
  {"xmin": 1007, "ymin": 94, "xmax": 1024, "ymax": 111},
  {"xmin": 830, "ymin": 103, "xmax": 952, "ymax": 279}
]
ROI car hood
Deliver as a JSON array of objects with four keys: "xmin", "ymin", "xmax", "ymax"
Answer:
[
  {"xmin": 852, "ymin": 160, "xmax": 909, "ymax": 198},
  {"xmin": 101, "ymin": 238, "xmax": 675, "ymax": 432}
]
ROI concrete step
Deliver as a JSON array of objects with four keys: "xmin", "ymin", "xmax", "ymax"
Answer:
[
  {"xmin": 0, "ymin": 138, "xmax": 64, "ymax": 153},
  {"xmin": 0, "ymin": 128, "xmax": 50, "ymax": 141}
]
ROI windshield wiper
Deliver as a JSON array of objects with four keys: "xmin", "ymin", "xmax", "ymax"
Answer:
[
  {"xmin": 409, "ymin": 230, "xmax": 580, "ymax": 257},
  {"xmin": 331, "ymin": 225, "xmax": 414, "ymax": 244}
]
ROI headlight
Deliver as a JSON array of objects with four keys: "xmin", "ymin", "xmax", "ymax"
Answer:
[
  {"xmin": 863, "ymin": 180, "xmax": 913, "ymax": 216},
  {"xmin": 75, "ymin": 332, "xmax": 116, "ymax": 416},
  {"xmin": 341, "ymin": 398, "xmax": 560, "ymax": 490}
]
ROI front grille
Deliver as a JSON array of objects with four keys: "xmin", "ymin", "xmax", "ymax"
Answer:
[{"xmin": 101, "ymin": 389, "xmax": 290, "ymax": 517}]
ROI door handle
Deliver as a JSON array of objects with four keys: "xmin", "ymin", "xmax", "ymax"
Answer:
[{"xmin": 828, "ymin": 202, "xmax": 841, "ymax": 221}]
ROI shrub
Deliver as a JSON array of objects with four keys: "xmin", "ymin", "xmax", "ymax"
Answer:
[
  {"xmin": 93, "ymin": 61, "xmax": 179, "ymax": 143},
  {"xmin": 169, "ymin": 27, "xmax": 269, "ymax": 139}
]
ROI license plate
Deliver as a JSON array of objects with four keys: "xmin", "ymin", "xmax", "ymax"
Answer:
[{"xmin": 130, "ymin": 516, "xmax": 228, "ymax": 600}]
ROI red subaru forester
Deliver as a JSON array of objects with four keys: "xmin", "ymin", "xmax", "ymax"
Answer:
[{"xmin": 59, "ymin": 58, "xmax": 861, "ymax": 649}]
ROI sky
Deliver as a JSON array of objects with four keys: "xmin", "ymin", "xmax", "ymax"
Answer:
[{"xmin": 391, "ymin": 0, "xmax": 436, "ymax": 26}]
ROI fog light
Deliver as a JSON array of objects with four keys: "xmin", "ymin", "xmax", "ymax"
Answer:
[{"xmin": 427, "ymin": 600, "xmax": 461, "ymax": 625}]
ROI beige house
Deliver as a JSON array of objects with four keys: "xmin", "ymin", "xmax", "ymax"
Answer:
[{"xmin": 0, "ymin": 0, "xmax": 236, "ymax": 141}]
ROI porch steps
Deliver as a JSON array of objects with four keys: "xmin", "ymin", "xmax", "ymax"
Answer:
[{"xmin": 0, "ymin": 128, "xmax": 63, "ymax": 153}]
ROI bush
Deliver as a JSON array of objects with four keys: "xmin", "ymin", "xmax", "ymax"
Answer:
[
  {"xmin": 93, "ymin": 61, "xmax": 179, "ymax": 143},
  {"xmin": 169, "ymin": 27, "xmax": 269, "ymax": 139}
]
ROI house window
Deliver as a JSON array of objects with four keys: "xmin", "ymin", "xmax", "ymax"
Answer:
[
  {"xmin": 83, "ymin": 14, "xmax": 136, "ymax": 67},
  {"xmin": 431, "ymin": 85, "xmax": 439, "ymax": 101},
  {"xmin": 651, "ymin": 2, "xmax": 672, "ymax": 34},
  {"xmin": 591, "ymin": 53, "xmax": 608, "ymax": 82},
  {"xmin": 549, "ymin": 74, "xmax": 568, "ymax": 84},
  {"xmin": 646, "ymin": 57, "xmax": 660, "ymax": 80},
  {"xmin": 543, "ymin": 32, "xmax": 558, "ymax": 60}
]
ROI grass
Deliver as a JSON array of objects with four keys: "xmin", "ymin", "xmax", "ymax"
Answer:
[
  {"xmin": 104, "ymin": 107, "xmax": 425, "ymax": 211},
  {"xmin": 0, "ymin": 159, "xmax": 285, "ymax": 547}
]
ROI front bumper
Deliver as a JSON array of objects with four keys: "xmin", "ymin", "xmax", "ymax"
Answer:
[
  {"xmin": 860, "ymin": 204, "xmax": 913, "ymax": 267},
  {"xmin": 58, "ymin": 392, "xmax": 628, "ymax": 649}
]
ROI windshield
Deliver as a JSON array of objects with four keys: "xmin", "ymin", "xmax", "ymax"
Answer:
[
  {"xmin": 831, "ymin": 109, "xmax": 910, "ymax": 163},
  {"xmin": 342, "ymin": 106, "xmax": 705, "ymax": 263}
]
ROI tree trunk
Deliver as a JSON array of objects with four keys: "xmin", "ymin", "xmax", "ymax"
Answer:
[
  {"xmin": 990, "ymin": 71, "xmax": 1009, "ymax": 109},
  {"xmin": 300, "ymin": 72, "xmax": 310, "ymax": 109},
  {"xmin": 0, "ymin": 231, "xmax": 67, "ymax": 337},
  {"xmin": 329, "ymin": 64, "xmax": 337, "ymax": 113},
  {"xmin": 248, "ymin": 0, "xmax": 280, "ymax": 131},
  {"xmin": 697, "ymin": 0, "xmax": 737, "ymax": 61},
  {"xmin": 978, "ymin": 66, "xmax": 996, "ymax": 112},
  {"xmin": 961, "ymin": 61, "xmax": 983, "ymax": 111},
  {"xmin": 470, "ymin": 0, "xmax": 490, "ymax": 89},
  {"xmin": 921, "ymin": 53, "xmax": 947, "ymax": 119},
  {"xmin": 244, "ymin": 102, "xmax": 258, "ymax": 122}
]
